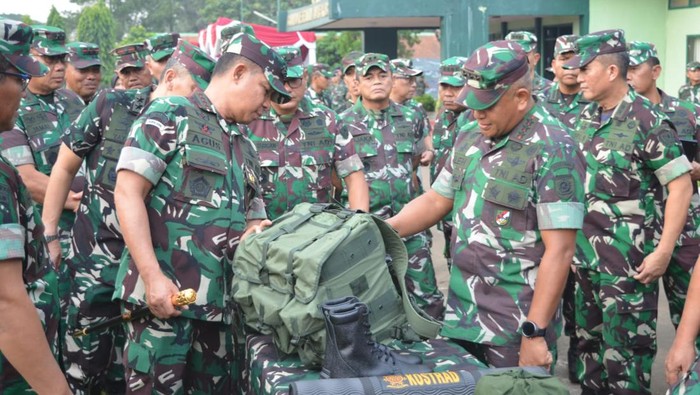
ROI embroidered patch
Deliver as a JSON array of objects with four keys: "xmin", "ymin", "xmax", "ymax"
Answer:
[
  {"xmin": 554, "ymin": 174, "xmax": 575, "ymax": 199},
  {"xmin": 495, "ymin": 210, "xmax": 511, "ymax": 226}
]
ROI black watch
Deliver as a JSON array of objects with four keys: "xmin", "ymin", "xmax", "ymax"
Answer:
[
  {"xmin": 521, "ymin": 320, "xmax": 546, "ymax": 338},
  {"xmin": 44, "ymin": 234, "xmax": 60, "ymax": 243}
]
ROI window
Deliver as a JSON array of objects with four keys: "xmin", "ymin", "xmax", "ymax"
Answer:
[
  {"xmin": 670, "ymin": 0, "xmax": 700, "ymax": 9},
  {"xmin": 689, "ymin": 35, "xmax": 700, "ymax": 64}
]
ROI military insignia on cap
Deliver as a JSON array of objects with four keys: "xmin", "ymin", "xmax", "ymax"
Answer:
[
  {"xmin": 495, "ymin": 210, "xmax": 511, "ymax": 226},
  {"xmin": 464, "ymin": 70, "xmax": 484, "ymax": 89}
]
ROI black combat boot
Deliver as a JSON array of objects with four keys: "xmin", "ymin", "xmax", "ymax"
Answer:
[
  {"xmin": 320, "ymin": 302, "xmax": 431, "ymax": 379},
  {"xmin": 320, "ymin": 297, "xmax": 422, "ymax": 365}
]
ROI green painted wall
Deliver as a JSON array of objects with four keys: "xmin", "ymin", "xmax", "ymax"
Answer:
[{"xmin": 665, "ymin": 7, "xmax": 700, "ymax": 95}]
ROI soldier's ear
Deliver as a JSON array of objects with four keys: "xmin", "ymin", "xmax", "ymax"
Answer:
[{"xmin": 231, "ymin": 62, "xmax": 247, "ymax": 83}]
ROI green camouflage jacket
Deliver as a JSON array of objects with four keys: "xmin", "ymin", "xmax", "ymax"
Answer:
[
  {"xmin": 328, "ymin": 82, "xmax": 350, "ymax": 114},
  {"xmin": 114, "ymin": 91, "xmax": 265, "ymax": 323},
  {"xmin": 247, "ymin": 96, "xmax": 363, "ymax": 220},
  {"xmin": 432, "ymin": 104, "xmax": 586, "ymax": 346},
  {"xmin": 573, "ymin": 88, "xmax": 692, "ymax": 276},
  {"xmin": 678, "ymin": 84, "xmax": 700, "ymax": 106},
  {"xmin": 305, "ymin": 87, "xmax": 332, "ymax": 108},
  {"xmin": 537, "ymin": 82, "xmax": 588, "ymax": 129},
  {"xmin": 339, "ymin": 99, "xmax": 426, "ymax": 218}
]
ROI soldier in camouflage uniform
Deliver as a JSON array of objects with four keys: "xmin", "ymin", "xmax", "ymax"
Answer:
[
  {"xmin": 111, "ymin": 43, "xmax": 152, "ymax": 90},
  {"xmin": 339, "ymin": 53, "xmax": 444, "ymax": 320},
  {"xmin": 388, "ymin": 40, "xmax": 586, "ymax": 370},
  {"xmin": 328, "ymin": 67, "xmax": 348, "ymax": 113},
  {"xmin": 329, "ymin": 51, "xmax": 363, "ymax": 114},
  {"xmin": 564, "ymin": 30, "xmax": 694, "ymax": 395},
  {"xmin": 144, "ymin": 33, "xmax": 179, "ymax": 82},
  {"xmin": 506, "ymin": 31, "xmax": 552, "ymax": 95},
  {"xmin": 0, "ymin": 19, "xmax": 70, "ymax": 395},
  {"xmin": 247, "ymin": 46, "xmax": 368, "ymax": 220},
  {"xmin": 666, "ymin": 256, "xmax": 700, "ymax": 395},
  {"xmin": 430, "ymin": 56, "xmax": 467, "ymax": 270},
  {"xmin": 627, "ymin": 41, "xmax": 700, "ymax": 349},
  {"xmin": 679, "ymin": 61, "xmax": 700, "ymax": 106},
  {"xmin": 65, "ymin": 42, "xmax": 102, "ymax": 104},
  {"xmin": 43, "ymin": 39, "xmax": 216, "ymax": 395},
  {"xmin": 214, "ymin": 22, "xmax": 256, "ymax": 59},
  {"xmin": 113, "ymin": 33, "xmax": 290, "ymax": 394},
  {"xmin": 306, "ymin": 63, "xmax": 333, "ymax": 108}
]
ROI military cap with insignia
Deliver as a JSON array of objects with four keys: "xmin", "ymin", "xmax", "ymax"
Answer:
[
  {"xmin": 438, "ymin": 56, "xmax": 468, "ymax": 87},
  {"xmin": 274, "ymin": 46, "xmax": 304, "ymax": 79},
  {"xmin": 66, "ymin": 42, "xmax": 101, "ymax": 69},
  {"xmin": 144, "ymin": 33, "xmax": 180, "ymax": 62},
  {"xmin": 111, "ymin": 43, "xmax": 146, "ymax": 72},
  {"xmin": 553, "ymin": 34, "xmax": 579, "ymax": 57},
  {"xmin": 170, "ymin": 39, "xmax": 216, "ymax": 90},
  {"xmin": 311, "ymin": 63, "xmax": 333, "ymax": 78},
  {"xmin": 0, "ymin": 19, "xmax": 48, "ymax": 76},
  {"xmin": 341, "ymin": 50, "xmax": 363, "ymax": 74},
  {"xmin": 627, "ymin": 41, "xmax": 658, "ymax": 67},
  {"xmin": 505, "ymin": 31, "xmax": 538, "ymax": 53},
  {"xmin": 31, "ymin": 25, "xmax": 68, "ymax": 56},
  {"xmin": 390, "ymin": 58, "xmax": 422, "ymax": 78},
  {"xmin": 564, "ymin": 29, "xmax": 627, "ymax": 70},
  {"xmin": 355, "ymin": 52, "xmax": 391, "ymax": 76},
  {"xmin": 686, "ymin": 61, "xmax": 700, "ymax": 71}
]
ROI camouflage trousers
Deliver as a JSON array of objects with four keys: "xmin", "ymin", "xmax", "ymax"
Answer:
[
  {"xmin": 64, "ymin": 271, "xmax": 125, "ymax": 395},
  {"xmin": 663, "ymin": 243, "xmax": 700, "ymax": 324},
  {"xmin": 0, "ymin": 269, "xmax": 61, "ymax": 392},
  {"xmin": 669, "ymin": 354, "xmax": 700, "ymax": 395},
  {"xmin": 123, "ymin": 315, "xmax": 238, "ymax": 395},
  {"xmin": 575, "ymin": 269, "xmax": 657, "ymax": 395},
  {"xmin": 404, "ymin": 230, "xmax": 445, "ymax": 320},
  {"xmin": 450, "ymin": 338, "xmax": 558, "ymax": 373}
]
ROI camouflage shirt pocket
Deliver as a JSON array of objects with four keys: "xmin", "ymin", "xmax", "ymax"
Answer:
[
  {"xmin": 174, "ymin": 146, "xmax": 227, "ymax": 207},
  {"xmin": 593, "ymin": 151, "xmax": 632, "ymax": 199},
  {"xmin": 614, "ymin": 290, "xmax": 658, "ymax": 348},
  {"xmin": 481, "ymin": 178, "xmax": 531, "ymax": 242}
]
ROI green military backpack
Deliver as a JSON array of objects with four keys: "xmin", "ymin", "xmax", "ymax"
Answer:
[{"xmin": 232, "ymin": 203, "xmax": 441, "ymax": 367}]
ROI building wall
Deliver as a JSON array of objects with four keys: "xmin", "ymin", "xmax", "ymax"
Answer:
[{"xmin": 665, "ymin": 7, "xmax": 700, "ymax": 94}]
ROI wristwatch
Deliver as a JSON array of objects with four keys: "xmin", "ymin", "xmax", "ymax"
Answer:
[
  {"xmin": 521, "ymin": 320, "xmax": 546, "ymax": 338},
  {"xmin": 44, "ymin": 234, "xmax": 60, "ymax": 243}
]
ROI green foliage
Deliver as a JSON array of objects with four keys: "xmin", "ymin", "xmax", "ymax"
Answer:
[
  {"xmin": 414, "ymin": 93, "xmax": 436, "ymax": 112},
  {"xmin": 316, "ymin": 31, "xmax": 362, "ymax": 68},
  {"xmin": 77, "ymin": 0, "xmax": 116, "ymax": 85},
  {"xmin": 47, "ymin": 6, "xmax": 65, "ymax": 31},
  {"xmin": 20, "ymin": 15, "xmax": 35, "ymax": 26},
  {"xmin": 398, "ymin": 30, "xmax": 419, "ymax": 58},
  {"xmin": 117, "ymin": 25, "xmax": 155, "ymax": 47}
]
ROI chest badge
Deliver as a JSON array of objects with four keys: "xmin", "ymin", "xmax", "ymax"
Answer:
[{"xmin": 495, "ymin": 210, "xmax": 511, "ymax": 226}]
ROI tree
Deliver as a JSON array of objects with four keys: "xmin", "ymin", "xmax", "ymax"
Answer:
[
  {"xmin": 117, "ymin": 25, "xmax": 155, "ymax": 47},
  {"xmin": 20, "ymin": 15, "xmax": 34, "ymax": 26},
  {"xmin": 77, "ymin": 0, "xmax": 116, "ymax": 85},
  {"xmin": 316, "ymin": 31, "xmax": 362, "ymax": 68},
  {"xmin": 46, "ymin": 6, "xmax": 65, "ymax": 31},
  {"xmin": 398, "ymin": 30, "xmax": 420, "ymax": 58}
]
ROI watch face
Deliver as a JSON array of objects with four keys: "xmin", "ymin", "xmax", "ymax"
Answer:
[{"xmin": 522, "ymin": 321, "xmax": 536, "ymax": 336}]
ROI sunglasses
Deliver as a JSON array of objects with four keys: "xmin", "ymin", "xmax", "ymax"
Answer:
[
  {"xmin": 41, "ymin": 54, "xmax": 68, "ymax": 66},
  {"xmin": 0, "ymin": 70, "xmax": 31, "ymax": 91},
  {"xmin": 285, "ymin": 78, "xmax": 303, "ymax": 89}
]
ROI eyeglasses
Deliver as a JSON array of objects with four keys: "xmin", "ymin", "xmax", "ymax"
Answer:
[
  {"xmin": 0, "ymin": 70, "xmax": 31, "ymax": 91},
  {"xmin": 41, "ymin": 54, "xmax": 68, "ymax": 66},
  {"xmin": 285, "ymin": 78, "xmax": 303, "ymax": 89}
]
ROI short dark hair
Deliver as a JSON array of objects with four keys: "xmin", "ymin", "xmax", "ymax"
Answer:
[
  {"xmin": 212, "ymin": 53, "xmax": 259, "ymax": 78},
  {"xmin": 647, "ymin": 56, "xmax": 661, "ymax": 67},
  {"xmin": 0, "ymin": 55, "xmax": 9, "ymax": 73},
  {"xmin": 160, "ymin": 55, "xmax": 188, "ymax": 81},
  {"xmin": 598, "ymin": 52, "xmax": 629, "ymax": 80}
]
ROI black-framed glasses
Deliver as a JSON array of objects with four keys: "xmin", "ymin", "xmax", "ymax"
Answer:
[
  {"xmin": 0, "ymin": 70, "xmax": 31, "ymax": 91},
  {"xmin": 285, "ymin": 78, "xmax": 303, "ymax": 89},
  {"xmin": 41, "ymin": 54, "xmax": 68, "ymax": 66}
]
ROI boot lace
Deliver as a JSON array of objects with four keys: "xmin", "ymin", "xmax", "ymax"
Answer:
[{"xmin": 362, "ymin": 313, "xmax": 396, "ymax": 364}]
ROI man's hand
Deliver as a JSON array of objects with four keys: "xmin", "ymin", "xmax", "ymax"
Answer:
[
  {"xmin": 242, "ymin": 219, "xmax": 272, "ymax": 241},
  {"xmin": 690, "ymin": 161, "xmax": 700, "ymax": 181},
  {"xmin": 65, "ymin": 191, "xmax": 83, "ymax": 212},
  {"xmin": 144, "ymin": 272, "xmax": 184, "ymax": 319},
  {"xmin": 665, "ymin": 339, "xmax": 696, "ymax": 386},
  {"xmin": 419, "ymin": 150, "xmax": 434, "ymax": 166},
  {"xmin": 633, "ymin": 249, "xmax": 672, "ymax": 284},
  {"xmin": 47, "ymin": 239, "xmax": 62, "ymax": 269},
  {"xmin": 519, "ymin": 337, "xmax": 553, "ymax": 370}
]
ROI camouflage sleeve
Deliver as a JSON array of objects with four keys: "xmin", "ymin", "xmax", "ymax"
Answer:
[
  {"xmin": 533, "ymin": 139, "xmax": 585, "ymax": 230},
  {"xmin": 63, "ymin": 90, "xmax": 105, "ymax": 158},
  {"xmin": 431, "ymin": 136, "xmax": 457, "ymax": 200},
  {"xmin": 679, "ymin": 86, "xmax": 691, "ymax": 102},
  {"xmin": 0, "ymin": 118, "xmax": 34, "ymax": 166},
  {"xmin": 116, "ymin": 105, "xmax": 177, "ymax": 186},
  {"xmin": 247, "ymin": 197, "xmax": 267, "ymax": 220},
  {"xmin": 414, "ymin": 114, "xmax": 427, "ymax": 153},
  {"xmin": 332, "ymin": 118, "xmax": 363, "ymax": 178},
  {"xmin": 642, "ymin": 122, "xmax": 692, "ymax": 185},
  {"xmin": 0, "ymin": 165, "xmax": 25, "ymax": 260}
]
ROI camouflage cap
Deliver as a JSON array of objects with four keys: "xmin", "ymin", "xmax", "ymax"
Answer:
[
  {"xmin": 311, "ymin": 63, "xmax": 333, "ymax": 78},
  {"xmin": 223, "ymin": 33, "xmax": 291, "ymax": 104},
  {"xmin": 553, "ymin": 34, "xmax": 579, "ymax": 56},
  {"xmin": 356, "ymin": 52, "xmax": 391, "ymax": 76},
  {"xmin": 111, "ymin": 43, "xmax": 146, "ymax": 72},
  {"xmin": 505, "ymin": 31, "xmax": 538, "ymax": 53},
  {"xmin": 31, "ymin": 25, "xmax": 68, "ymax": 56},
  {"xmin": 144, "ymin": 33, "xmax": 180, "ymax": 61},
  {"xmin": 169, "ymin": 39, "xmax": 216, "ymax": 90},
  {"xmin": 687, "ymin": 61, "xmax": 700, "ymax": 71},
  {"xmin": 564, "ymin": 29, "xmax": 626, "ymax": 70},
  {"xmin": 391, "ymin": 58, "xmax": 422, "ymax": 78},
  {"xmin": 627, "ymin": 41, "xmax": 658, "ymax": 67},
  {"xmin": 438, "ymin": 56, "xmax": 468, "ymax": 86},
  {"xmin": 274, "ymin": 46, "xmax": 303, "ymax": 79},
  {"xmin": 66, "ymin": 42, "xmax": 101, "ymax": 69},
  {"xmin": 456, "ymin": 40, "xmax": 529, "ymax": 110},
  {"xmin": 0, "ymin": 20, "xmax": 48, "ymax": 76},
  {"xmin": 342, "ymin": 51, "xmax": 363, "ymax": 74},
  {"xmin": 218, "ymin": 22, "xmax": 256, "ymax": 54}
]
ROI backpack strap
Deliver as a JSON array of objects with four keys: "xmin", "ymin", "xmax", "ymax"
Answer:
[{"xmin": 370, "ymin": 215, "xmax": 442, "ymax": 338}]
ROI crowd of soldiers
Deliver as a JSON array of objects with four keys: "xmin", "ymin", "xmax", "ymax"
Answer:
[{"xmin": 2, "ymin": 15, "xmax": 700, "ymax": 395}]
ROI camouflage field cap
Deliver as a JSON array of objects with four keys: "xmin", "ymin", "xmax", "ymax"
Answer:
[
  {"xmin": 0, "ymin": 20, "xmax": 48, "ymax": 76},
  {"xmin": 219, "ymin": 22, "xmax": 256, "ymax": 54},
  {"xmin": 687, "ymin": 61, "xmax": 700, "ymax": 71},
  {"xmin": 111, "ymin": 43, "xmax": 146, "ymax": 72},
  {"xmin": 169, "ymin": 39, "xmax": 216, "ymax": 90},
  {"xmin": 505, "ymin": 31, "xmax": 538, "ymax": 53},
  {"xmin": 564, "ymin": 29, "xmax": 626, "ymax": 69},
  {"xmin": 66, "ymin": 42, "xmax": 101, "ymax": 69},
  {"xmin": 145, "ymin": 33, "xmax": 180, "ymax": 61},
  {"xmin": 274, "ymin": 46, "xmax": 304, "ymax": 79},
  {"xmin": 31, "ymin": 25, "xmax": 68, "ymax": 56},
  {"xmin": 341, "ymin": 50, "xmax": 363, "ymax": 73},
  {"xmin": 553, "ymin": 34, "xmax": 579, "ymax": 56},
  {"xmin": 223, "ymin": 33, "xmax": 291, "ymax": 104},
  {"xmin": 356, "ymin": 52, "xmax": 391, "ymax": 76},
  {"xmin": 391, "ymin": 58, "xmax": 422, "ymax": 78},
  {"xmin": 311, "ymin": 63, "xmax": 333, "ymax": 78},
  {"xmin": 438, "ymin": 56, "xmax": 468, "ymax": 86},
  {"xmin": 456, "ymin": 40, "xmax": 528, "ymax": 110},
  {"xmin": 627, "ymin": 41, "xmax": 658, "ymax": 67}
]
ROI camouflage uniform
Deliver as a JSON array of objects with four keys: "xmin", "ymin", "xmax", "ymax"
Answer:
[
  {"xmin": 248, "ymin": 96, "xmax": 363, "ymax": 220},
  {"xmin": 565, "ymin": 30, "xmax": 693, "ymax": 394},
  {"xmin": 538, "ymin": 83, "xmax": 588, "ymax": 130},
  {"xmin": 114, "ymin": 33, "xmax": 289, "ymax": 394},
  {"xmin": 66, "ymin": 42, "xmax": 103, "ymax": 104},
  {"xmin": 434, "ymin": 40, "xmax": 586, "ymax": 367},
  {"xmin": 328, "ymin": 82, "xmax": 349, "ymax": 114},
  {"xmin": 505, "ymin": 31, "xmax": 552, "ymax": 95},
  {"xmin": 679, "ymin": 62, "xmax": 700, "ymax": 105},
  {"xmin": 339, "ymin": 53, "xmax": 444, "ymax": 320},
  {"xmin": 669, "ymin": 355, "xmax": 700, "ymax": 395},
  {"xmin": 305, "ymin": 63, "xmax": 333, "ymax": 108}
]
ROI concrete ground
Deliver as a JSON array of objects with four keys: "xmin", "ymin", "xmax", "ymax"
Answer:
[{"xmin": 421, "ymin": 168, "xmax": 676, "ymax": 395}]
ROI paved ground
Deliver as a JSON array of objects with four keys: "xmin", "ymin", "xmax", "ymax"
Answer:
[{"xmin": 420, "ymin": 168, "xmax": 676, "ymax": 395}]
